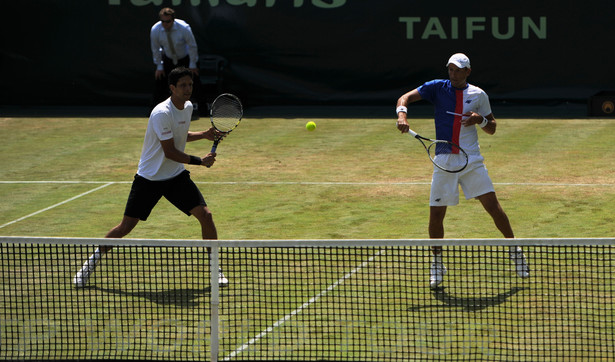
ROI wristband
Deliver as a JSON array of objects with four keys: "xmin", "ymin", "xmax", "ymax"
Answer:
[
  {"xmin": 188, "ymin": 155, "xmax": 202, "ymax": 165},
  {"xmin": 396, "ymin": 106, "xmax": 407, "ymax": 115},
  {"xmin": 479, "ymin": 117, "xmax": 489, "ymax": 128}
]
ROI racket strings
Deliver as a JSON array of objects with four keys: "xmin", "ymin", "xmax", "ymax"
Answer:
[
  {"xmin": 211, "ymin": 95, "xmax": 242, "ymax": 132},
  {"xmin": 428, "ymin": 141, "xmax": 468, "ymax": 172},
  {"xmin": 432, "ymin": 141, "xmax": 460, "ymax": 155}
]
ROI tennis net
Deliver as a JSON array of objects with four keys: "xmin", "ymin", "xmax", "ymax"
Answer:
[{"xmin": 1, "ymin": 237, "xmax": 613, "ymax": 361}]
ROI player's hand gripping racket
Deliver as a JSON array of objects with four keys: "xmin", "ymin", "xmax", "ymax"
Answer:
[
  {"xmin": 406, "ymin": 128, "xmax": 469, "ymax": 173},
  {"xmin": 207, "ymin": 93, "xmax": 243, "ymax": 167}
]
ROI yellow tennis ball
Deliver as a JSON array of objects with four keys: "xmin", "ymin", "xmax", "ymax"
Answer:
[{"xmin": 306, "ymin": 121, "xmax": 316, "ymax": 131}]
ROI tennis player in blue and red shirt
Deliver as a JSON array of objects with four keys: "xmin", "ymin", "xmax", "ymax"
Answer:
[{"xmin": 396, "ymin": 53, "xmax": 529, "ymax": 288}]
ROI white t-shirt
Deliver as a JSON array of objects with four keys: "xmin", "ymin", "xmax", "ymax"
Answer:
[{"xmin": 137, "ymin": 98, "xmax": 193, "ymax": 180}]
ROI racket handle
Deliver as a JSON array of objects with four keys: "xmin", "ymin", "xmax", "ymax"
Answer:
[
  {"xmin": 407, "ymin": 129, "xmax": 418, "ymax": 138},
  {"xmin": 210, "ymin": 138, "xmax": 220, "ymax": 153},
  {"xmin": 206, "ymin": 140, "xmax": 219, "ymax": 168}
]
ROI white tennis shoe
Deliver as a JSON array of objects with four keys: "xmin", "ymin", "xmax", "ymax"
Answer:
[
  {"xmin": 429, "ymin": 257, "xmax": 447, "ymax": 288},
  {"xmin": 73, "ymin": 249, "xmax": 103, "ymax": 288},
  {"xmin": 218, "ymin": 267, "xmax": 229, "ymax": 287},
  {"xmin": 74, "ymin": 261, "xmax": 230, "ymax": 288},
  {"xmin": 509, "ymin": 247, "xmax": 530, "ymax": 278},
  {"xmin": 72, "ymin": 265, "xmax": 94, "ymax": 288}
]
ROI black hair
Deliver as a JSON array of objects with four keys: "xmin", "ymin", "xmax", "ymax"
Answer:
[{"xmin": 168, "ymin": 66, "xmax": 193, "ymax": 87}]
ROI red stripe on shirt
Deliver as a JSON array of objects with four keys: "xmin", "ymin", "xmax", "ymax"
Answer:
[{"xmin": 452, "ymin": 90, "xmax": 463, "ymax": 154}]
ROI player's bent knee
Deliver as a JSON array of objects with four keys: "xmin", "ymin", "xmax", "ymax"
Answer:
[
  {"xmin": 192, "ymin": 205, "xmax": 214, "ymax": 222},
  {"xmin": 478, "ymin": 192, "xmax": 501, "ymax": 211}
]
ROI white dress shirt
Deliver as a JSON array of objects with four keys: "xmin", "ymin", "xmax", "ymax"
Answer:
[{"xmin": 150, "ymin": 19, "xmax": 199, "ymax": 71}]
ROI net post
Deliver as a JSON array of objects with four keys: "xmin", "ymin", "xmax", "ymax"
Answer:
[{"xmin": 209, "ymin": 242, "xmax": 220, "ymax": 362}]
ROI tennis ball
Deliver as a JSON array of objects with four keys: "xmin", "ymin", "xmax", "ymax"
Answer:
[{"xmin": 306, "ymin": 121, "xmax": 316, "ymax": 131}]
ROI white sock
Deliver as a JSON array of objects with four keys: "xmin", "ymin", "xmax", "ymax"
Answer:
[
  {"xmin": 83, "ymin": 247, "xmax": 102, "ymax": 271},
  {"xmin": 509, "ymin": 246, "xmax": 522, "ymax": 254}
]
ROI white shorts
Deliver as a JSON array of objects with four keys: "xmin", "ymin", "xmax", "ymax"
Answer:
[{"xmin": 429, "ymin": 157, "xmax": 495, "ymax": 206}]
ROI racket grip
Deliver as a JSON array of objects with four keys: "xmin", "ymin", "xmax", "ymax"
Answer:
[
  {"xmin": 210, "ymin": 138, "xmax": 219, "ymax": 153},
  {"xmin": 206, "ymin": 141, "xmax": 219, "ymax": 168},
  {"xmin": 407, "ymin": 129, "xmax": 418, "ymax": 137}
]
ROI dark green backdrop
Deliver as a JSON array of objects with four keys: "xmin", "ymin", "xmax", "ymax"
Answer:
[{"xmin": 3, "ymin": 0, "xmax": 614, "ymax": 107}]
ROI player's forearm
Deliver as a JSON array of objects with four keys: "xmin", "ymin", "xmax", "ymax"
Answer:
[
  {"xmin": 166, "ymin": 149, "xmax": 207, "ymax": 166},
  {"xmin": 481, "ymin": 116, "xmax": 496, "ymax": 135},
  {"xmin": 397, "ymin": 94, "xmax": 410, "ymax": 108},
  {"xmin": 188, "ymin": 129, "xmax": 219, "ymax": 142},
  {"xmin": 162, "ymin": 147, "xmax": 191, "ymax": 164},
  {"xmin": 187, "ymin": 131, "xmax": 206, "ymax": 142},
  {"xmin": 159, "ymin": 139, "xmax": 192, "ymax": 163}
]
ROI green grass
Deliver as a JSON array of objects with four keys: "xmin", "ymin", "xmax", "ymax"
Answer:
[
  {"xmin": 1, "ymin": 115, "xmax": 614, "ymax": 360},
  {"xmin": 1, "ymin": 116, "xmax": 614, "ymax": 238}
]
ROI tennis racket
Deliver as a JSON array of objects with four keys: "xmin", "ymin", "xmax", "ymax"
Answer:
[
  {"xmin": 406, "ymin": 128, "xmax": 468, "ymax": 173},
  {"xmin": 208, "ymin": 92, "xmax": 243, "ymax": 151}
]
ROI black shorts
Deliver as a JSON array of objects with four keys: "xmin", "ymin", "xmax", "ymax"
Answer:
[{"xmin": 124, "ymin": 170, "xmax": 206, "ymax": 221}]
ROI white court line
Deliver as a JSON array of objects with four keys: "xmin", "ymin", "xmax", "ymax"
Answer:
[
  {"xmin": 222, "ymin": 249, "xmax": 385, "ymax": 361},
  {"xmin": 0, "ymin": 181, "xmax": 116, "ymax": 184},
  {"xmin": 0, "ymin": 183, "xmax": 114, "ymax": 229},
  {"xmin": 196, "ymin": 181, "xmax": 615, "ymax": 187},
  {"xmin": 1, "ymin": 180, "xmax": 614, "ymax": 187},
  {"xmin": 3, "ymin": 180, "xmax": 609, "ymax": 228}
]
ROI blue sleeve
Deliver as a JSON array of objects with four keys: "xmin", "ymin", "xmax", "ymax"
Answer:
[{"xmin": 417, "ymin": 80, "xmax": 440, "ymax": 103}]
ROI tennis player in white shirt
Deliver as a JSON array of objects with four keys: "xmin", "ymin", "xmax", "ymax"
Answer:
[{"xmin": 73, "ymin": 67, "xmax": 227, "ymax": 288}]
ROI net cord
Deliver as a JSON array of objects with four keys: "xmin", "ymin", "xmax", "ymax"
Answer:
[{"xmin": 2, "ymin": 236, "xmax": 614, "ymax": 248}]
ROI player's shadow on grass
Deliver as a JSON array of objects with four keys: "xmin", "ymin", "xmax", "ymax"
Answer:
[
  {"xmin": 409, "ymin": 286, "xmax": 527, "ymax": 312},
  {"xmin": 93, "ymin": 286, "xmax": 211, "ymax": 307}
]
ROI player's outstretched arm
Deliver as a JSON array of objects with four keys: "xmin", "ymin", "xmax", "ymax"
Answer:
[
  {"xmin": 396, "ymin": 89, "xmax": 422, "ymax": 133},
  {"xmin": 159, "ymin": 138, "xmax": 215, "ymax": 167},
  {"xmin": 187, "ymin": 128, "xmax": 225, "ymax": 142}
]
